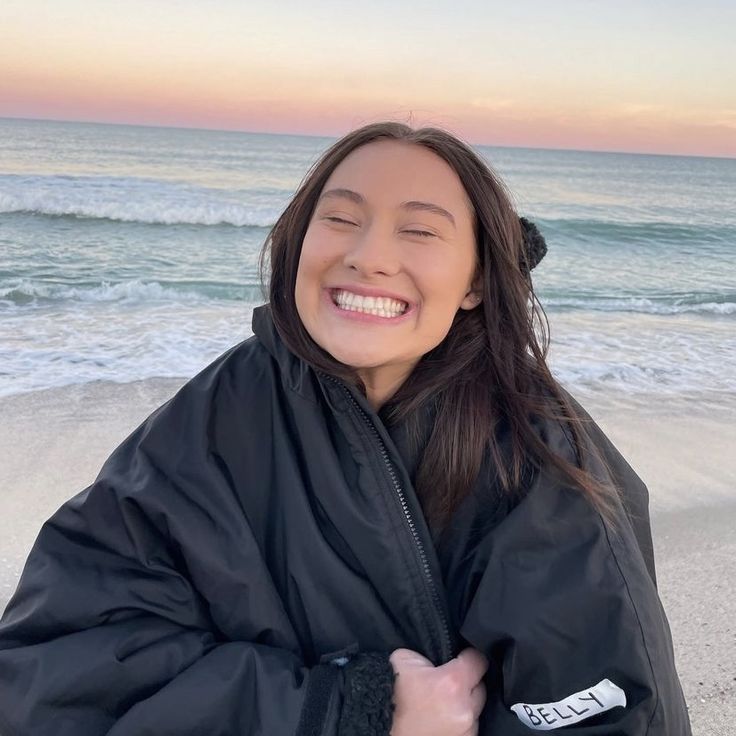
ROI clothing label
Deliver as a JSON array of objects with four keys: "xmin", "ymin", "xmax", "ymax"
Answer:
[{"xmin": 510, "ymin": 679, "xmax": 626, "ymax": 730}]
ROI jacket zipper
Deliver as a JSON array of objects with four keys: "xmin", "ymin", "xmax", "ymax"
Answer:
[{"xmin": 323, "ymin": 375, "xmax": 454, "ymax": 663}]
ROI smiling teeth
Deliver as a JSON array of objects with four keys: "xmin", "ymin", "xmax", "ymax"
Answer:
[{"xmin": 333, "ymin": 290, "xmax": 407, "ymax": 317}]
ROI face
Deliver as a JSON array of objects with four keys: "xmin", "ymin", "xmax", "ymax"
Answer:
[{"xmin": 295, "ymin": 140, "xmax": 481, "ymax": 401}]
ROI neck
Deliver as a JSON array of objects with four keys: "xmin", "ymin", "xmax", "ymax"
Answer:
[{"xmin": 357, "ymin": 364, "xmax": 415, "ymax": 412}]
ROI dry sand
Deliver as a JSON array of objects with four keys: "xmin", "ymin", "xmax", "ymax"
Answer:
[{"xmin": 1, "ymin": 379, "xmax": 734, "ymax": 734}]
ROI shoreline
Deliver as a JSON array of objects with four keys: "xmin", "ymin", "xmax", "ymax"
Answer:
[{"xmin": 1, "ymin": 378, "xmax": 733, "ymax": 734}]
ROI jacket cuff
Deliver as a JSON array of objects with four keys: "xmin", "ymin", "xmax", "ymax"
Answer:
[
  {"xmin": 337, "ymin": 652, "xmax": 396, "ymax": 736},
  {"xmin": 296, "ymin": 662, "xmax": 343, "ymax": 736}
]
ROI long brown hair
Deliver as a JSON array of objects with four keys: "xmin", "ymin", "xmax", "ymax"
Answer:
[{"xmin": 260, "ymin": 122, "xmax": 618, "ymax": 530}]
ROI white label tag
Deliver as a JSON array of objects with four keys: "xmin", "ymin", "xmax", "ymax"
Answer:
[{"xmin": 511, "ymin": 679, "xmax": 626, "ymax": 730}]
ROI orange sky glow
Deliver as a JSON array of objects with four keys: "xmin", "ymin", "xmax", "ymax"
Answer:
[{"xmin": 1, "ymin": 0, "xmax": 734, "ymax": 157}]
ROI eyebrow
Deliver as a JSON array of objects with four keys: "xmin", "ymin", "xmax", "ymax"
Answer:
[{"xmin": 318, "ymin": 188, "xmax": 456, "ymax": 228}]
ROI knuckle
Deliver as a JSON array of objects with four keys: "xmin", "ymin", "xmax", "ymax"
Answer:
[
  {"xmin": 454, "ymin": 709, "xmax": 475, "ymax": 732},
  {"xmin": 440, "ymin": 670, "xmax": 464, "ymax": 697}
]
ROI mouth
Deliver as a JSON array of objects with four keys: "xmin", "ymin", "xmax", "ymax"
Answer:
[{"xmin": 330, "ymin": 288, "xmax": 409, "ymax": 318}]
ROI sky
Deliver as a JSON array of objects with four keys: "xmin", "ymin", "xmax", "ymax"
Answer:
[{"xmin": 1, "ymin": 0, "xmax": 734, "ymax": 157}]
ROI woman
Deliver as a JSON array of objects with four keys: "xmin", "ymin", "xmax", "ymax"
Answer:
[{"xmin": 0, "ymin": 123, "xmax": 690, "ymax": 735}]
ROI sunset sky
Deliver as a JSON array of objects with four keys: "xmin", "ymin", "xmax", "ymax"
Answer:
[{"xmin": 1, "ymin": 0, "xmax": 734, "ymax": 156}]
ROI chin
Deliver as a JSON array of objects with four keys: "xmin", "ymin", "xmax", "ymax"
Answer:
[{"xmin": 324, "ymin": 345, "xmax": 385, "ymax": 369}]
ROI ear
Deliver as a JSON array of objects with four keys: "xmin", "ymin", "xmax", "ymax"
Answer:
[{"xmin": 459, "ymin": 277, "xmax": 483, "ymax": 310}]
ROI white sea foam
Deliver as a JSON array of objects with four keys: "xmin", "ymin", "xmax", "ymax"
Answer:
[
  {"xmin": 547, "ymin": 311, "xmax": 736, "ymax": 398},
  {"xmin": 0, "ymin": 279, "xmax": 211, "ymax": 306},
  {"xmin": 0, "ymin": 301, "xmax": 256, "ymax": 398},
  {"xmin": 1, "ymin": 299, "xmax": 733, "ymax": 403},
  {"xmin": 542, "ymin": 295, "xmax": 736, "ymax": 315},
  {"xmin": 0, "ymin": 175, "xmax": 283, "ymax": 227}
]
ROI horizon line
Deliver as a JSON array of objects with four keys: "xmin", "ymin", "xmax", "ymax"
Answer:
[{"xmin": 2, "ymin": 114, "xmax": 734, "ymax": 162}]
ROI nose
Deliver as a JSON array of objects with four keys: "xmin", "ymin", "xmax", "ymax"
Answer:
[{"xmin": 342, "ymin": 224, "xmax": 400, "ymax": 277}]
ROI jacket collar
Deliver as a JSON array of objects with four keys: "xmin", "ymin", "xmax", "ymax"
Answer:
[
  {"xmin": 251, "ymin": 303, "xmax": 323, "ymax": 402},
  {"xmin": 251, "ymin": 302, "xmax": 432, "ymax": 490},
  {"xmin": 251, "ymin": 302, "xmax": 382, "ymax": 415}
]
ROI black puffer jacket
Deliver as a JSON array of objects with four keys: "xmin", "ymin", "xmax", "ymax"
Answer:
[{"xmin": 0, "ymin": 305, "xmax": 690, "ymax": 735}]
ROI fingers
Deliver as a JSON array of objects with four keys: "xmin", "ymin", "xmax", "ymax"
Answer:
[
  {"xmin": 389, "ymin": 648, "xmax": 434, "ymax": 669},
  {"xmin": 388, "ymin": 646, "xmax": 488, "ymax": 736},
  {"xmin": 458, "ymin": 680, "xmax": 487, "ymax": 736},
  {"xmin": 444, "ymin": 647, "xmax": 489, "ymax": 689},
  {"xmin": 469, "ymin": 680, "xmax": 487, "ymax": 720}
]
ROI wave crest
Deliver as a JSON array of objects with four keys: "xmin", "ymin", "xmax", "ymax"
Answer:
[
  {"xmin": 537, "ymin": 216, "xmax": 734, "ymax": 245},
  {"xmin": 0, "ymin": 174, "xmax": 283, "ymax": 227},
  {"xmin": 542, "ymin": 294, "xmax": 736, "ymax": 315},
  {"xmin": 0, "ymin": 279, "xmax": 220, "ymax": 306}
]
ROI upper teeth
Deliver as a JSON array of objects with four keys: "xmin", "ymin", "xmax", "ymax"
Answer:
[{"xmin": 333, "ymin": 290, "xmax": 408, "ymax": 317}]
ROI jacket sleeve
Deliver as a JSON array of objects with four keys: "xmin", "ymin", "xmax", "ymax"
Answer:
[
  {"xmin": 459, "ymin": 418, "xmax": 691, "ymax": 735},
  {"xmin": 0, "ymin": 377, "xmax": 395, "ymax": 736}
]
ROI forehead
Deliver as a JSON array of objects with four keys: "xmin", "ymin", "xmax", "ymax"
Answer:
[{"xmin": 321, "ymin": 140, "xmax": 474, "ymax": 221}]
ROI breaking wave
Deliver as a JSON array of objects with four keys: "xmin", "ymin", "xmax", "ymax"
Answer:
[
  {"xmin": 0, "ymin": 174, "xmax": 283, "ymax": 227},
  {"xmin": 542, "ymin": 293, "xmax": 736, "ymax": 315},
  {"xmin": 0, "ymin": 279, "xmax": 260, "ymax": 306}
]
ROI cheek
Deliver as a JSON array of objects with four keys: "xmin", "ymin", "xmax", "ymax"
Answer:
[
  {"xmin": 294, "ymin": 250, "xmax": 310, "ymax": 319},
  {"xmin": 294, "ymin": 260, "xmax": 315, "ymax": 325},
  {"xmin": 296, "ymin": 229, "xmax": 319, "ymax": 279},
  {"xmin": 418, "ymin": 254, "xmax": 475, "ymax": 302},
  {"xmin": 295, "ymin": 232, "xmax": 331, "ymax": 316},
  {"xmin": 299, "ymin": 230, "xmax": 338, "ymax": 276}
]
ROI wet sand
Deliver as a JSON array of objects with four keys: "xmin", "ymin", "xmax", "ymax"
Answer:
[{"xmin": 0, "ymin": 379, "xmax": 733, "ymax": 734}]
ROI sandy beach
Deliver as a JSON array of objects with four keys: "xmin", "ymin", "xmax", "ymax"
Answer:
[{"xmin": 1, "ymin": 379, "xmax": 734, "ymax": 734}]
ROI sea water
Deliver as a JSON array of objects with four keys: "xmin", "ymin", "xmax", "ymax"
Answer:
[{"xmin": 1, "ymin": 117, "xmax": 734, "ymax": 410}]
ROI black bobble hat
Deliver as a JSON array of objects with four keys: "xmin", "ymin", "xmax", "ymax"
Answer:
[{"xmin": 520, "ymin": 216, "xmax": 548, "ymax": 272}]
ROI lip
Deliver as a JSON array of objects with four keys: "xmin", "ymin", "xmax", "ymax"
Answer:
[{"xmin": 323, "ymin": 288, "xmax": 415, "ymax": 324}]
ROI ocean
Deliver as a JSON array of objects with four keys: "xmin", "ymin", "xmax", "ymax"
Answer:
[{"xmin": 1, "ymin": 117, "xmax": 734, "ymax": 411}]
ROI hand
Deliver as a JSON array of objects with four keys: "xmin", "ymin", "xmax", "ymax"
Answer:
[{"xmin": 389, "ymin": 647, "xmax": 489, "ymax": 736}]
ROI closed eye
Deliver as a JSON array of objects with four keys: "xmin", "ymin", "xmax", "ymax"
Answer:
[{"xmin": 325, "ymin": 217, "xmax": 434, "ymax": 238}]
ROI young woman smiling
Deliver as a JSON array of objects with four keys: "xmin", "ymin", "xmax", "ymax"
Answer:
[
  {"xmin": 0, "ymin": 123, "xmax": 691, "ymax": 735},
  {"xmin": 295, "ymin": 140, "xmax": 481, "ymax": 410}
]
